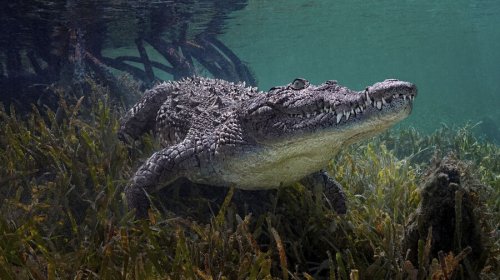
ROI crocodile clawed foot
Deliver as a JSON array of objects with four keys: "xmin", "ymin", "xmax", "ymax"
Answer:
[
  {"xmin": 125, "ymin": 183, "xmax": 151, "ymax": 219},
  {"xmin": 322, "ymin": 172, "xmax": 347, "ymax": 214},
  {"xmin": 301, "ymin": 170, "xmax": 347, "ymax": 214}
]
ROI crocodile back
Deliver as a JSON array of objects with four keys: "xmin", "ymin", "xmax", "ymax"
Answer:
[{"xmin": 154, "ymin": 77, "xmax": 260, "ymax": 147}]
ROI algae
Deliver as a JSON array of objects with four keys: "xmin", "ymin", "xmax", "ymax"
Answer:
[{"xmin": 0, "ymin": 83, "xmax": 498, "ymax": 279}]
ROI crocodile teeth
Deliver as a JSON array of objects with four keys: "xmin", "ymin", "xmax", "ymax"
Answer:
[
  {"xmin": 355, "ymin": 107, "xmax": 361, "ymax": 114},
  {"xmin": 382, "ymin": 98, "xmax": 387, "ymax": 105},
  {"xmin": 403, "ymin": 95, "xmax": 407, "ymax": 101},
  {"xmin": 365, "ymin": 96, "xmax": 372, "ymax": 106},
  {"xmin": 365, "ymin": 92, "xmax": 372, "ymax": 103},
  {"xmin": 306, "ymin": 113, "xmax": 311, "ymax": 118},
  {"xmin": 345, "ymin": 111, "xmax": 350, "ymax": 120},
  {"xmin": 351, "ymin": 108, "xmax": 355, "ymax": 115},
  {"xmin": 376, "ymin": 101, "xmax": 382, "ymax": 110},
  {"xmin": 336, "ymin": 112, "xmax": 343, "ymax": 124}
]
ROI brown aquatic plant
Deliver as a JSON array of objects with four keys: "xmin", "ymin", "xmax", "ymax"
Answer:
[
  {"xmin": 403, "ymin": 154, "xmax": 493, "ymax": 279},
  {"xmin": 0, "ymin": 82, "xmax": 498, "ymax": 279}
]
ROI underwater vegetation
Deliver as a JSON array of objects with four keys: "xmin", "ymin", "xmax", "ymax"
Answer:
[{"xmin": 0, "ymin": 83, "xmax": 498, "ymax": 279}]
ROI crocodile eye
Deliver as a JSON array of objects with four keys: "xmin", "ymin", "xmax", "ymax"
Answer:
[{"xmin": 290, "ymin": 78, "xmax": 308, "ymax": 90}]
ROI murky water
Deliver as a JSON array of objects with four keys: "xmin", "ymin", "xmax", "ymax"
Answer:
[{"xmin": 1, "ymin": 0, "xmax": 499, "ymax": 134}]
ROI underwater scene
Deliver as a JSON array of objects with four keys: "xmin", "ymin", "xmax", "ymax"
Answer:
[{"xmin": 0, "ymin": 0, "xmax": 498, "ymax": 279}]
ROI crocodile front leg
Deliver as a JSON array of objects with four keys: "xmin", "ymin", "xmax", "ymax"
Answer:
[
  {"xmin": 119, "ymin": 82, "xmax": 178, "ymax": 141},
  {"xmin": 125, "ymin": 141, "xmax": 195, "ymax": 218},
  {"xmin": 300, "ymin": 170, "xmax": 347, "ymax": 214}
]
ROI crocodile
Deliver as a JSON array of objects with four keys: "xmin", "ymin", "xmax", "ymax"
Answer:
[{"xmin": 120, "ymin": 77, "xmax": 417, "ymax": 218}]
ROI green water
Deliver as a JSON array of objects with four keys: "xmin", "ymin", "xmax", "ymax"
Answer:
[
  {"xmin": 220, "ymin": 0, "xmax": 500, "ymax": 132},
  {"xmin": 5, "ymin": 0, "xmax": 498, "ymax": 133}
]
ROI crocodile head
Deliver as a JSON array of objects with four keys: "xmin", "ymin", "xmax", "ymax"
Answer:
[
  {"xmin": 243, "ymin": 78, "xmax": 417, "ymax": 147},
  {"xmin": 219, "ymin": 78, "xmax": 417, "ymax": 189}
]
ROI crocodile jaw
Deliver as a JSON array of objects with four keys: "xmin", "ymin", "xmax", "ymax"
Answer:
[{"xmin": 219, "ymin": 101, "xmax": 412, "ymax": 190}]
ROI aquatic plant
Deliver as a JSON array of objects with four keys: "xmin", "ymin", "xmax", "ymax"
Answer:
[
  {"xmin": 380, "ymin": 125, "xmax": 499, "ymax": 189},
  {"xmin": 402, "ymin": 155, "xmax": 492, "ymax": 279},
  {"xmin": 0, "ymin": 84, "xmax": 498, "ymax": 279}
]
